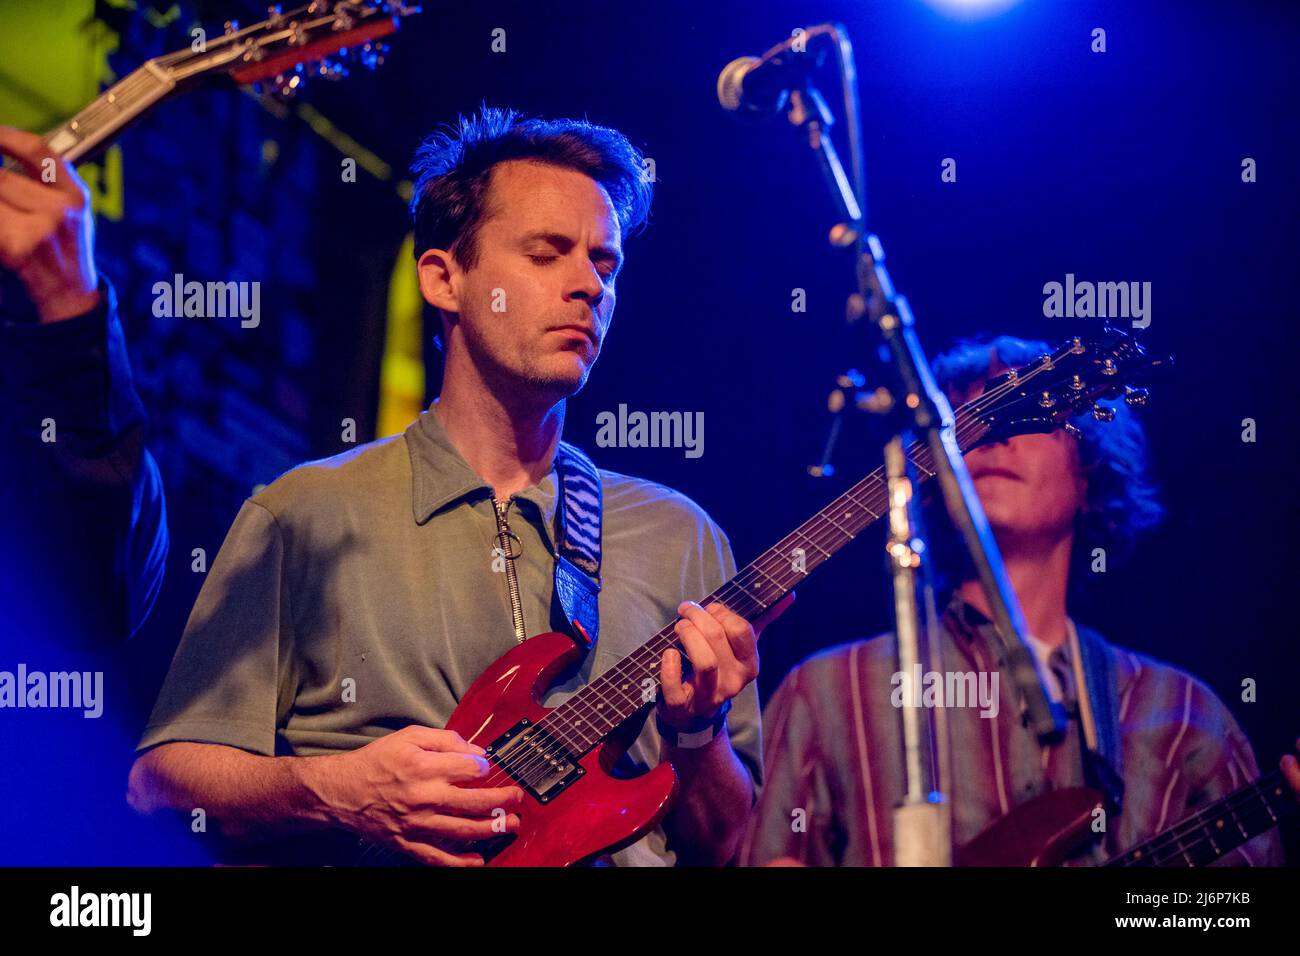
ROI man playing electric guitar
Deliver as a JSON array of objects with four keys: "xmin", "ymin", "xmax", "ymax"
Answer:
[
  {"xmin": 742, "ymin": 335, "xmax": 1299, "ymax": 867},
  {"xmin": 129, "ymin": 106, "xmax": 790, "ymax": 866}
]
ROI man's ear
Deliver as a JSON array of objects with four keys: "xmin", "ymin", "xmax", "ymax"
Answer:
[{"xmin": 417, "ymin": 247, "xmax": 460, "ymax": 313}]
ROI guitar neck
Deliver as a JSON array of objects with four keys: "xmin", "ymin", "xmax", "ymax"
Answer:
[
  {"xmin": 534, "ymin": 402, "xmax": 995, "ymax": 756},
  {"xmin": 42, "ymin": 62, "xmax": 177, "ymax": 163},
  {"xmin": 1105, "ymin": 768, "xmax": 1295, "ymax": 867},
  {"xmin": 33, "ymin": 1, "xmax": 412, "ymax": 165}
]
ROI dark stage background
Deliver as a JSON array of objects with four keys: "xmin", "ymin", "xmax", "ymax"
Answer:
[{"xmin": 1, "ymin": 0, "xmax": 1297, "ymax": 862}]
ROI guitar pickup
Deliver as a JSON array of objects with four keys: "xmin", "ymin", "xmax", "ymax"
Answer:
[{"xmin": 484, "ymin": 718, "xmax": 585, "ymax": 804}]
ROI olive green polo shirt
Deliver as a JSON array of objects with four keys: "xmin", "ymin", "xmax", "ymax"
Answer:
[{"xmin": 137, "ymin": 406, "xmax": 760, "ymax": 866}]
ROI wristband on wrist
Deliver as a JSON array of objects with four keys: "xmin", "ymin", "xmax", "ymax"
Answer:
[{"xmin": 656, "ymin": 699, "xmax": 732, "ymax": 749}]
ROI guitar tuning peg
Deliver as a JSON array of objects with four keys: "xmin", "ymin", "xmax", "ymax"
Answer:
[
  {"xmin": 317, "ymin": 58, "xmax": 349, "ymax": 80},
  {"xmin": 360, "ymin": 42, "xmax": 384, "ymax": 70},
  {"xmin": 1091, "ymin": 404, "xmax": 1116, "ymax": 422},
  {"xmin": 267, "ymin": 5, "xmax": 283, "ymax": 26},
  {"xmin": 1124, "ymin": 386, "xmax": 1149, "ymax": 407},
  {"xmin": 224, "ymin": 20, "xmax": 241, "ymax": 36},
  {"xmin": 272, "ymin": 71, "xmax": 304, "ymax": 99}
]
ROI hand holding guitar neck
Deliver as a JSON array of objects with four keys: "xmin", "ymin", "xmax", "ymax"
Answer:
[
  {"xmin": 657, "ymin": 597, "xmax": 793, "ymax": 733},
  {"xmin": 0, "ymin": 128, "xmax": 99, "ymax": 324},
  {"xmin": 1282, "ymin": 737, "xmax": 1300, "ymax": 799}
]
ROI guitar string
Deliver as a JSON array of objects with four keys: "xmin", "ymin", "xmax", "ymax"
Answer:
[
  {"xmin": 478, "ymin": 352, "xmax": 1080, "ymax": 793},
  {"xmin": 54, "ymin": 71, "xmax": 163, "ymax": 147},
  {"xmin": 156, "ymin": 5, "xmax": 363, "ymax": 80},
  {"xmin": 58, "ymin": 2, "xmax": 375, "ymax": 152},
  {"xmin": 155, "ymin": 3, "xmax": 319, "ymax": 68},
  {"xmin": 479, "ymin": 349, "xmax": 1090, "ymax": 792},
  {"xmin": 1116, "ymin": 788, "xmax": 1275, "ymax": 867},
  {"xmin": 1109, "ymin": 770, "xmax": 1287, "ymax": 867}
]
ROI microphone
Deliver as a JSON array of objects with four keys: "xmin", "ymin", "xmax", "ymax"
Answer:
[{"xmin": 716, "ymin": 29, "xmax": 826, "ymax": 117}]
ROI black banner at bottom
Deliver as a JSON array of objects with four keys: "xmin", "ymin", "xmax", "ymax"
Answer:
[{"xmin": 0, "ymin": 864, "xmax": 1292, "ymax": 941}]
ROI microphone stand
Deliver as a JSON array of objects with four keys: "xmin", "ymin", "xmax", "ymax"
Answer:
[{"xmin": 777, "ymin": 25, "xmax": 1068, "ymax": 866}]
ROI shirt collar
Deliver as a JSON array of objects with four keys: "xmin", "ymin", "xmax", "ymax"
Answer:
[
  {"xmin": 944, "ymin": 592, "xmax": 993, "ymax": 642},
  {"xmin": 405, "ymin": 406, "xmax": 561, "ymax": 551},
  {"xmin": 945, "ymin": 592, "xmax": 1075, "ymax": 664}
]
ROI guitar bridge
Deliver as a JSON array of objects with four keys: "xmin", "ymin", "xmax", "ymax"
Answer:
[{"xmin": 484, "ymin": 718, "xmax": 585, "ymax": 804}]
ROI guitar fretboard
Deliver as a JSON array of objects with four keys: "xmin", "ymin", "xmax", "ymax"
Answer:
[
  {"xmin": 533, "ymin": 404, "xmax": 993, "ymax": 757},
  {"xmin": 1105, "ymin": 768, "xmax": 1295, "ymax": 867},
  {"xmin": 44, "ymin": 64, "xmax": 175, "ymax": 163}
]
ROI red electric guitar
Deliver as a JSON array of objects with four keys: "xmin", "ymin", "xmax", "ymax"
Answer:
[
  {"xmin": 957, "ymin": 764, "xmax": 1297, "ymax": 867},
  {"xmin": 387, "ymin": 330, "xmax": 1166, "ymax": 866}
]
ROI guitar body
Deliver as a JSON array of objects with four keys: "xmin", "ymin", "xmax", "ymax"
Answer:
[
  {"xmin": 445, "ymin": 631, "xmax": 678, "ymax": 867},
  {"xmin": 955, "ymin": 787, "xmax": 1102, "ymax": 867}
]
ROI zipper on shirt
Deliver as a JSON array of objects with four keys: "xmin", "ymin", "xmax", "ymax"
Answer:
[{"xmin": 492, "ymin": 496, "xmax": 527, "ymax": 643}]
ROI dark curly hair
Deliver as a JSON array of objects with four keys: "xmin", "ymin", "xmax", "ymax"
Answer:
[
  {"xmin": 409, "ymin": 104, "xmax": 654, "ymax": 267},
  {"xmin": 928, "ymin": 334, "xmax": 1164, "ymax": 593}
]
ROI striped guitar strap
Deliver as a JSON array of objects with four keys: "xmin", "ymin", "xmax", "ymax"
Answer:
[
  {"xmin": 1068, "ymin": 620, "xmax": 1126, "ymax": 817},
  {"xmin": 552, "ymin": 442, "xmax": 603, "ymax": 651}
]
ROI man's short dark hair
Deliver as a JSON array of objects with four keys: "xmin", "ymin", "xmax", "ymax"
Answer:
[{"xmin": 409, "ymin": 105, "xmax": 654, "ymax": 267}]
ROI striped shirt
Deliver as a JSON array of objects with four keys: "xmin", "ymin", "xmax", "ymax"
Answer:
[{"xmin": 742, "ymin": 598, "xmax": 1283, "ymax": 867}]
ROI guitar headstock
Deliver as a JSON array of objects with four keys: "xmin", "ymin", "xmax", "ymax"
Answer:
[
  {"xmin": 966, "ymin": 328, "xmax": 1171, "ymax": 444},
  {"xmin": 154, "ymin": 1, "xmax": 420, "ymax": 96}
]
